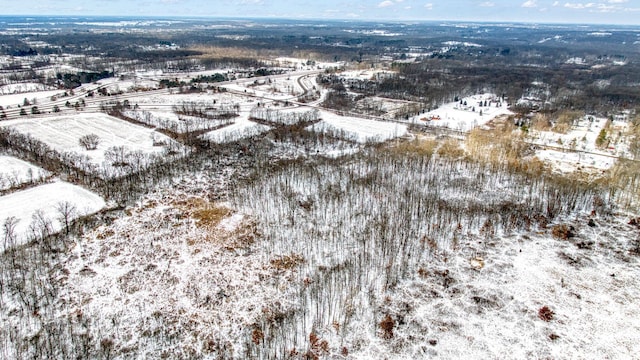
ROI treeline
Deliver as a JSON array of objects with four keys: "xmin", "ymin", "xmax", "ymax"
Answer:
[
  {"xmin": 57, "ymin": 71, "xmax": 114, "ymax": 89},
  {"xmin": 317, "ymin": 58, "xmax": 640, "ymax": 116},
  {"xmin": 250, "ymin": 107, "xmax": 320, "ymax": 126}
]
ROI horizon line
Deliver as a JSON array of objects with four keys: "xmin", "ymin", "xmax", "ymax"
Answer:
[{"xmin": 1, "ymin": 14, "xmax": 638, "ymax": 28}]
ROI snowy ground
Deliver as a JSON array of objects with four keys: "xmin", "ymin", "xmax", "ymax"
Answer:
[
  {"xmin": 0, "ymin": 89, "xmax": 66, "ymax": 107},
  {"xmin": 0, "ymin": 181, "xmax": 105, "ymax": 250},
  {"xmin": 309, "ymin": 110, "xmax": 408, "ymax": 143},
  {"xmin": 223, "ymin": 81, "xmax": 301, "ymax": 101},
  {"xmin": 413, "ymin": 94, "xmax": 513, "ymax": 132},
  {"xmin": 50, "ymin": 188, "xmax": 292, "ymax": 359},
  {"xmin": 201, "ymin": 117, "xmax": 270, "ymax": 143},
  {"xmin": 379, "ymin": 214, "xmax": 640, "ymax": 359},
  {"xmin": 95, "ymin": 77, "xmax": 159, "ymax": 92},
  {"xmin": 535, "ymin": 150, "xmax": 614, "ymax": 173},
  {"xmin": 1, "ymin": 112, "xmax": 176, "ymax": 167},
  {"xmin": 0, "ymin": 155, "xmax": 50, "ymax": 190},
  {"xmin": 124, "ymin": 91, "xmax": 252, "ymax": 111}
]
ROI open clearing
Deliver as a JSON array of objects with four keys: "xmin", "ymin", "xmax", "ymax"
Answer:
[
  {"xmin": 414, "ymin": 94, "xmax": 513, "ymax": 132},
  {"xmin": 201, "ymin": 117, "xmax": 270, "ymax": 143},
  {"xmin": 310, "ymin": 110, "xmax": 408, "ymax": 143},
  {"xmin": 0, "ymin": 155, "xmax": 50, "ymax": 190},
  {"xmin": 0, "ymin": 89, "xmax": 66, "ymax": 108},
  {"xmin": 1, "ymin": 112, "xmax": 176, "ymax": 166},
  {"xmin": 0, "ymin": 181, "xmax": 105, "ymax": 250}
]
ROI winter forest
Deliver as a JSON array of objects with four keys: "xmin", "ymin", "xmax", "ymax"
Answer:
[{"xmin": 0, "ymin": 16, "xmax": 639, "ymax": 359}]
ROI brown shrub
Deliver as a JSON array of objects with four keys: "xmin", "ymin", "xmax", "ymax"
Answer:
[
  {"xmin": 192, "ymin": 205, "xmax": 233, "ymax": 228},
  {"xmin": 552, "ymin": 110, "xmax": 583, "ymax": 134},
  {"xmin": 437, "ymin": 139, "xmax": 465, "ymax": 159},
  {"xmin": 531, "ymin": 113, "xmax": 552, "ymax": 131},
  {"xmin": 553, "ymin": 122, "xmax": 571, "ymax": 134},
  {"xmin": 307, "ymin": 332, "xmax": 329, "ymax": 359},
  {"xmin": 251, "ymin": 328, "xmax": 264, "ymax": 345},
  {"xmin": 551, "ymin": 224, "xmax": 576, "ymax": 240},
  {"xmin": 538, "ymin": 306, "xmax": 555, "ymax": 321},
  {"xmin": 270, "ymin": 254, "xmax": 305, "ymax": 270},
  {"xmin": 380, "ymin": 314, "xmax": 395, "ymax": 339},
  {"xmin": 389, "ymin": 137, "xmax": 437, "ymax": 157}
]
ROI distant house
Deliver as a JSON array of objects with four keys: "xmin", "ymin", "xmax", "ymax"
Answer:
[
  {"xmin": 613, "ymin": 113, "xmax": 628, "ymax": 122},
  {"xmin": 421, "ymin": 115, "xmax": 441, "ymax": 121}
]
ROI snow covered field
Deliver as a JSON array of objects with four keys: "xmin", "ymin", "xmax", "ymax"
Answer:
[
  {"xmin": 310, "ymin": 111, "xmax": 408, "ymax": 143},
  {"xmin": 1, "ymin": 113, "xmax": 177, "ymax": 167},
  {"xmin": 414, "ymin": 94, "xmax": 513, "ymax": 132},
  {"xmin": 0, "ymin": 182, "xmax": 105, "ymax": 250},
  {"xmin": 96, "ymin": 77, "xmax": 159, "ymax": 92},
  {"xmin": 0, "ymin": 89, "xmax": 65, "ymax": 107},
  {"xmin": 535, "ymin": 150, "xmax": 614, "ymax": 173},
  {"xmin": 0, "ymin": 155, "xmax": 50, "ymax": 190},
  {"xmin": 223, "ymin": 81, "xmax": 301, "ymax": 101},
  {"xmin": 201, "ymin": 117, "xmax": 270, "ymax": 143}
]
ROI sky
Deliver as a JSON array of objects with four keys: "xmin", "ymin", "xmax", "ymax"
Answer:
[{"xmin": 4, "ymin": 0, "xmax": 640, "ymax": 25}]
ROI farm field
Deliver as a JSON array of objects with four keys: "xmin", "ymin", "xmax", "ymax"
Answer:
[
  {"xmin": 310, "ymin": 110, "xmax": 408, "ymax": 143},
  {"xmin": 0, "ymin": 89, "xmax": 65, "ymax": 108},
  {"xmin": 201, "ymin": 117, "xmax": 271, "ymax": 143},
  {"xmin": 1, "ymin": 112, "xmax": 178, "ymax": 168},
  {"xmin": 0, "ymin": 155, "xmax": 50, "ymax": 190},
  {"xmin": 0, "ymin": 181, "xmax": 105, "ymax": 250}
]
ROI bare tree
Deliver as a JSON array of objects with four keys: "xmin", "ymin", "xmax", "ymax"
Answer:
[
  {"xmin": 56, "ymin": 201, "xmax": 77, "ymax": 234},
  {"xmin": 79, "ymin": 134, "xmax": 100, "ymax": 150},
  {"xmin": 3, "ymin": 216, "xmax": 19, "ymax": 251}
]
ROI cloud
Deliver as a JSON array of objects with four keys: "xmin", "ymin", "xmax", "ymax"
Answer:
[
  {"xmin": 480, "ymin": 2, "xmax": 495, "ymax": 7},
  {"xmin": 563, "ymin": 2, "xmax": 623, "ymax": 12},
  {"xmin": 522, "ymin": 0, "xmax": 538, "ymax": 8},
  {"xmin": 564, "ymin": 3, "xmax": 586, "ymax": 9},
  {"xmin": 424, "ymin": 3, "xmax": 433, "ymax": 10},
  {"xmin": 378, "ymin": 0, "xmax": 394, "ymax": 8},
  {"xmin": 552, "ymin": 1, "xmax": 560, "ymax": 6},
  {"xmin": 608, "ymin": 0, "xmax": 627, "ymax": 3}
]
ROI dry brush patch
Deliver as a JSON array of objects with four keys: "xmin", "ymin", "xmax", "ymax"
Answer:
[
  {"xmin": 465, "ymin": 126, "xmax": 540, "ymax": 173},
  {"xmin": 386, "ymin": 136, "xmax": 437, "ymax": 158},
  {"xmin": 173, "ymin": 197, "xmax": 233, "ymax": 228},
  {"xmin": 172, "ymin": 196, "xmax": 260, "ymax": 249},
  {"xmin": 436, "ymin": 138, "xmax": 465, "ymax": 159}
]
